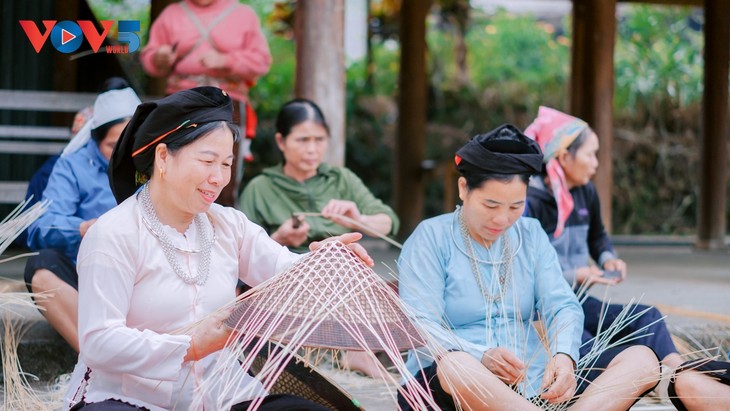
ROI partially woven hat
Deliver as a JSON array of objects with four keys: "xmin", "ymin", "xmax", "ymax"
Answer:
[{"xmin": 225, "ymin": 240, "xmax": 425, "ymax": 351}]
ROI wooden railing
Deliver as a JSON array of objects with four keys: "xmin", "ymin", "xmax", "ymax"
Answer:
[{"xmin": 0, "ymin": 89, "xmax": 96, "ymax": 205}]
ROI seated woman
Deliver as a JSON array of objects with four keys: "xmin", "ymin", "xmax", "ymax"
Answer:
[
  {"xmin": 240, "ymin": 98, "xmax": 399, "ymax": 377},
  {"xmin": 24, "ymin": 79, "xmax": 141, "ymax": 352},
  {"xmin": 397, "ymin": 124, "xmax": 659, "ymax": 410},
  {"xmin": 523, "ymin": 107, "xmax": 684, "ymax": 378},
  {"xmin": 64, "ymin": 86, "xmax": 372, "ymax": 410},
  {"xmin": 669, "ymin": 359, "xmax": 730, "ymax": 410}
]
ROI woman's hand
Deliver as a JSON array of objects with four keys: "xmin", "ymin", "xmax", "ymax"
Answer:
[
  {"xmin": 184, "ymin": 308, "xmax": 233, "ymax": 362},
  {"xmin": 602, "ymin": 258, "xmax": 627, "ymax": 282},
  {"xmin": 79, "ymin": 218, "xmax": 98, "ymax": 237},
  {"xmin": 309, "ymin": 232, "xmax": 374, "ymax": 267},
  {"xmin": 321, "ymin": 200, "xmax": 362, "ymax": 229},
  {"xmin": 540, "ymin": 353, "xmax": 576, "ymax": 404},
  {"xmin": 271, "ymin": 216, "xmax": 310, "ymax": 248},
  {"xmin": 152, "ymin": 44, "xmax": 177, "ymax": 73},
  {"xmin": 576, "ymin": 265, "xmax": 618, "ymax": 286},
  {"xmin": 481, "ymin": 347, "xmax": 526, "ymax": 385},
  {"xmin": 200, "ymin": 49, "xmax": 227, "ymax": 70}
]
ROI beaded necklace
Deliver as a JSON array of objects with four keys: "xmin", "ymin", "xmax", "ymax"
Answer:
[
  {"xmin": 139, "ymin": 184, "xmax": 214, "ymax": 285},
  {"xmin": 457, "ymin": 207, "xmax": 513, "ymax": 303}
]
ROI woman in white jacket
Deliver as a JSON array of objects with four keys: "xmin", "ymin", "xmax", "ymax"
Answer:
[{"xmin": 65, "ymin": 86, "xmax": 372, "ymax": 410}]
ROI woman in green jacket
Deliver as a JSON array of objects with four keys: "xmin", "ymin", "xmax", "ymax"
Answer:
[
  {"xmin": 240, "ymin": 98, "xmax": 399, "ymax": 253},
  {"xmin": 239, "ymin": 98, "xmax": 399, "ymax": 378}
]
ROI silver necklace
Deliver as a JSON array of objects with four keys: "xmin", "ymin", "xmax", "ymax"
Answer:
[
  {"xmin": 138, "ymin": 184, "xmax": 214, "ymax": 285},
  {"xmin": 457, "ymin": 207, "xmax": 513, "ymax": 303}
]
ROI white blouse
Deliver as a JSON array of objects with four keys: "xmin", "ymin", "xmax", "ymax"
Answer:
[{"xmin": 64, "ymin": 194, "xmax": 300, "ymax": 410}]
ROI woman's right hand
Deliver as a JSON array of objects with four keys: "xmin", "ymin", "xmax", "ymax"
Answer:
[
  {"xmin": 481, "ymin": 347, "xmax": 526, "ymax": 385},
  {"xmin": 576, "ymin": 265, "xmax": 619, "ymax": 286},
  {"xmin": 153, "ymin": 45, "xmax": 177, "ymax": 73},
  {"xmin": 271, "ymin": 217, "xmax": 310, "ymax": 248},
  {"xmin": 184, "ymin": 309, "xmax": 233, "ymax": 362}
]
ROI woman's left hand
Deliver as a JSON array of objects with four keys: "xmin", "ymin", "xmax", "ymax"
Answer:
[
  {"xmin": 602, "ymin": 258, "xmax": 628, "ymax": 282},
  {"xmin": 540, "ymin": 353, "xmax": 576, "ymax": 404},
  {"xmin": 200, "ymin": 49, "xmax": 227, "ymax": 70},
  {"xmin": 309, "ymin": 232, "xmax": 374, "ymax": 267}
]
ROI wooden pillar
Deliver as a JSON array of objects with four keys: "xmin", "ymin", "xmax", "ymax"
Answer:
[
  {"xmin": 295, "ymin": 0, "xmax": 346, "ymax": 167},
  {"xmin": 569, "ymin": 0, "xmax": 617, "ymax": 232},
  {"xmin": 394, "ymin": 0, "xmax": 431, "ymax": 239},
  {"xmin": 696, "ymin": 0, "xmax": 730, "ymax": 250}
]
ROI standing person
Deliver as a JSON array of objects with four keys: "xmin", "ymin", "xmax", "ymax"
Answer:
[
  {"xmin": 24, "ymin": 81, "xmax": 141, "ymax": 352},
  {"xmin": 64, "ymin": 86, "xmax": 372, "ymax": 410},
  {"xmin": 141, "ymin": 0, "xmax": 272, "ymax": 207},
  {"xmin": 523, "ymin": 106, "xmax": 683, "ymax": 381},
  {"xmin": 397, "ymin": 124, "xmax": 659, "ymax": 410},
  {"xmin": 240, "ymin": 98, "xmax": 399, "ymax": 377}
]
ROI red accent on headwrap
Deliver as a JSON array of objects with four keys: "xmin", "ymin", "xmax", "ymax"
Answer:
[
  {"xmin": 131, "ymin": 120, "xmax": 191, "ymax": 158},
  {"xmin": 454, "ymin": 155, "xmax": 462, "ymax": 166}
]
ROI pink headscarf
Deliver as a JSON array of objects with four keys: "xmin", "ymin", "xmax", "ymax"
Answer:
[{"xmin": 524, "ymin": 106, "xmax": 589, "ymax": 237}]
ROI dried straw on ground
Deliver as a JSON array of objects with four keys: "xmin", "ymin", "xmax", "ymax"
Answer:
[{"xmin": 1, "ymin": 198, "xmax": 55, "ymax": 411}]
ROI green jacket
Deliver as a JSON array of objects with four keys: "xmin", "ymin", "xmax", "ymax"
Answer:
[{"xmin": 240, "ymin": 164, "xmax": 400, "ymax": 253}]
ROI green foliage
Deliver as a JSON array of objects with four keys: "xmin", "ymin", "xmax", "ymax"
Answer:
[
  {"xmin": 611, "ymin": 5, "xmax": 706, "ymax": 234},
  {"xmin": 87, "ymin": 0, "xmax": 151, "ymax": 45},
  {"xmin": 248, "ymin": 36, "xmax": 296, "ymax": 116},
  {"xmin": 423, "ymin": 10, "xmax": 569, "ymax": 138},
  {"xmin": 466, "ymin": 12, "xmax": 569, "ymax": 93},
  {"xmin": 614, "ymin": 5, "xmax": 704, "ymax": 115}
]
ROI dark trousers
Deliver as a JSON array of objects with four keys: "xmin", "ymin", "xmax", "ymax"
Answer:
[
  {"xmin": 24, "ymin": 248, "xmax": 78, "ymax": 292},
  {"xmin": 580, "ymin": 295, "xmax": 677, "ymax": 361},
  {"xmin": 73, "ymin": 394, "xmax": 331, "ymax": 410}
]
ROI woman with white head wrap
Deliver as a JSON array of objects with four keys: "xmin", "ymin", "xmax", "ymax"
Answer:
[{"xmin": 24, "ymin": 78, "xmax": 141, "ymax": 352}]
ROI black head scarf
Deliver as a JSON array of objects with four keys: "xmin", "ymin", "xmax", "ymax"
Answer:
[
  {"xmin": 455, "ymin": 124, "xmax": 543, "ymax": 176},
  {"xmin": 108, "ymin": 86, "xmax": 233, "ymax": 203}
]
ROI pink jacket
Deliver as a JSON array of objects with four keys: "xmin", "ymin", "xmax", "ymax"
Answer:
[{"xmin": 141, "ymin": 0, "xmax": 272, "ymax": 103}]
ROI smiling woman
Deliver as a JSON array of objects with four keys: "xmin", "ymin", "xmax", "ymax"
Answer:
[{"xmin": 62, "ymin": 87, "xmax": 373, "ymax": 411}]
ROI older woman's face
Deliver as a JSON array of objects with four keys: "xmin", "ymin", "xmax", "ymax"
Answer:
[
  {"xmin": 559, "ymin": 132, "xmax": 599, "ymax": 189},
  {"xmin": 162, "ymin": 126, "xmax": 234, "ymax": 215},
  {"xmin": 458, "ymin": 176, "xmax": 526, "ymax": 246},
  {"xmin": 276, "ymin": 120, "xmax": 329, "ymax": 182},
  {"xmin": 98, "ymin": 120, "xmax": 129, "ymax": 161}
]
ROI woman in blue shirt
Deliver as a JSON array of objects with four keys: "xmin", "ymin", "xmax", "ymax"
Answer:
[
  {"xmin": 397, "ymin": 125, "xmax": 659, "ymax": 410},
  {"xmin": 24, "ymin": 81, "xmax": 141, "ymax": 352}
]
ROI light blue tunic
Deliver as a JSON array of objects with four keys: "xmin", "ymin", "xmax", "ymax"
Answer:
[
  {"xmin": 26, "ymin": 140, "xmax": 117, "ymax": 262},
  {"xmin": 398, "ymin": 211, "xmax": 584, "ymax": 399}
]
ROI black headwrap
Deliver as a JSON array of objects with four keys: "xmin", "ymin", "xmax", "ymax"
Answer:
[
  {"xmin": 108, "ymin": 86, "xmax": 233, "ymax": 203},
  {"xmin": 455, "ymin": 124, "xmax": 543, "ymax": 176}
]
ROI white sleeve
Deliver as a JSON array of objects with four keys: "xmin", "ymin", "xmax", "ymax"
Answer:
[{"xmin": 235, "ymin": 211, "xmax": 301, "ymax": 287}]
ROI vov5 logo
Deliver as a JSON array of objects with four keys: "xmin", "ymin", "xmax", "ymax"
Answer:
[{"xmin": 19, "ymin": 20, "xmax": 140, "ymax": 54}]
